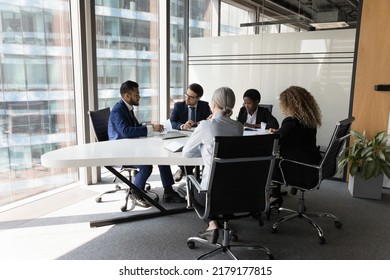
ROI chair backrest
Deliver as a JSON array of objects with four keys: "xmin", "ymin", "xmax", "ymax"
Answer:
[
  {"xmin": 320, "ymin": 116, "xmax": 355, "ymax": 180},
  {"xmin": 259, "ymin": 104, "xmax": 273, "ymax": 113},
  {"xmin": 88, "ymin": 107, "xmax": 111, "ymax": 142},
  {"xmin": 201, "ymin": 134, "xmax": 279, "ymax": 219}
]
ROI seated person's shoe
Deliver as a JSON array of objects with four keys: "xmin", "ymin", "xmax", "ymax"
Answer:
[
  {"xmin": 266, "ymin": 196, "xmax": 283, "ymax": 220},
  {"xmin": 163, "ymin": 191, "xmax": 186, "ymax": 203},
  {"xmin": 173, "ymin": 169, "xmax": 183, "ymax": 182},
  {"xmin": 132, "ymin": 194, "xmax": 151, "ymax": 208},
  {"xmin": 198, "ymin": 229, "xmax": 219, "ymax": 244},
  {"xmin": 290, "ymin": 187, "xmax": 298, "ymax": 195}
]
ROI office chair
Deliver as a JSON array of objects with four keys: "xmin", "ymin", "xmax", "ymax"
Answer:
[
  {"xmin": 271, "ymin": 116, "xmax": 355, "ymax": 244},
  {"xmin": 186, "ymin": 134, "xmax": 280, "ymax": 260},
  {"xmin": 88, "ymin": 107, "xmax": 156, "ymax": 212},
  {"xmin": 259, "ymin": 104, "xmax": 273, "ymax": 113}
]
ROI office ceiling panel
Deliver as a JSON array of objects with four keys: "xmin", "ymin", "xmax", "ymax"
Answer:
[{"xmin": 232, "ymin": 0, "xmax": 360, "ymax": 30}]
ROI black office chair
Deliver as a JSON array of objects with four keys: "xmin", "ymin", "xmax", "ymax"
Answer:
[
  {"xmin": 186, "ymin": 134, "xmax": 280, "ymax": 260},
  {"xmin": 88, "ymin": 107, "xmax": 155, "ymax": 212},
  {"xmin": 259, "ymin": 104, "xmax": 273, "ymax": 113},
  {"xmin": 271, "ymin": 117, "xmax": 355, "ymax": 244}
]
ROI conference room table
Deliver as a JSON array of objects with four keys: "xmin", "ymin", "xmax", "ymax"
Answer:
[{"xmin": 41, "ymin": 132, "xmax": 203, "ymax": 228}]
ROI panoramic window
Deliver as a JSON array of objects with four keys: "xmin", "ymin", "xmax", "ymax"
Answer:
[
  {"xmin": 95, "ymin": 0, "xmax": 159, "ymax": 123},
  {"xmin": 0, "ymin": 0, "xmax": 77, "ymax": 207}
]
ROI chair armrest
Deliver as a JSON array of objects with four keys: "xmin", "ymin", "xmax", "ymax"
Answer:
[
  {"xmin": 279, "ymin": 158, "xmax": 321, "ymax": 189},
  {"xmin": 186, "ymin": 174, "xmax": 207, "ymax": 209},
  {"xmin": 187, "ymin": 174, "xmax": 203, "ymax": 192}
]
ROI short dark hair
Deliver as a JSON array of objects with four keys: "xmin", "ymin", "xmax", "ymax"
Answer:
[
  {"xmin": 120, "ymin": 80, "xmax": 139, "ymax": 96},
  {"xmin": 243, "ymin": 88, "xmax": 261, "ymax": 102},
  {"xmin": 188, "ymin": 83, "xmax": 204, "ymax": 98}
]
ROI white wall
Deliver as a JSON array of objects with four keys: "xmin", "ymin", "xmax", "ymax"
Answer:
[{"xmin": 188, "ymin": 29, "xmax": 356, "ymax": 148}]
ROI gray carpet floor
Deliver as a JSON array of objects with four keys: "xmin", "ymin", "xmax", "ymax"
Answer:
[{"xmin": 1, "ymin": 173, "xmax": 389, "ymax": 260}]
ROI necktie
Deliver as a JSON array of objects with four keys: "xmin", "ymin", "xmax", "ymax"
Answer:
[
  {"xmin": 130, "ymin": 109, "xmax": 139, "ymax": 125},
  {"xmin": 189, "ymin": 106, "xmax": 196, "ymax": 123}
]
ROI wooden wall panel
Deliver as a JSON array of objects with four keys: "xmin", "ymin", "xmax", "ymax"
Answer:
[{"xmin": 352, "ymin": 0, "xmax": 390, "ymax": 138}]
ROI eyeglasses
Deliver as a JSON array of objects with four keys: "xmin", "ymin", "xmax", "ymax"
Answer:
[{"xmin": 185, "ymin": 93, "xmax": 198, "ymax": 100}]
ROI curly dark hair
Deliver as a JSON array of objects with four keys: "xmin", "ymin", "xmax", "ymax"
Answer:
[{"xmin": 279, "ymin": 86, "xmax": 322, "ymax": 128}]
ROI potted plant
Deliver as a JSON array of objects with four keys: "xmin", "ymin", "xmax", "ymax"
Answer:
[{"xmin": 338, "ymin": 130, "xmax": 390, "ymax": 199}]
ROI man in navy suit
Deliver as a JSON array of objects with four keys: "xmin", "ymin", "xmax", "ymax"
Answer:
[
  {"xmin": 108, "ymin": 80, "xmax": 185, "ymax": 207},
  {"xmin": 170, "ymin": 83, "xmax": 211, "ymax": 181}
]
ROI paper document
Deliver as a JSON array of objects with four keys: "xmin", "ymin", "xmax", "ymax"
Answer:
[
  {"xmin": 161, "ymin": 119, "xmax": 173, "ymax": 131},
  {"xmin": 154, "ymin": 119, "xmax": 189, "ymax": 139},
  {"xmin": 163, "ymin": 140, "xmax": 185, "ymax": 152}
]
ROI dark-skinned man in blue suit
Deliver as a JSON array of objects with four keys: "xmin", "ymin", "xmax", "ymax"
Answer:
[{"xmin": 108, "ymin": 80, "xmax": 185, "ymax": 207}]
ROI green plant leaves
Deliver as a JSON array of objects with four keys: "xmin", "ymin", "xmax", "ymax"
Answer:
[{"xmin": 338, "ymin": 130, "xmax": 390, "ymax": 180}]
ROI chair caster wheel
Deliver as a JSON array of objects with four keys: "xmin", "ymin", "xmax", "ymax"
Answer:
[
  {"xmin": 187, "ymin": 241, "xmax": 195, "ymax": 249},
  {"xmin": 95, "ymin": 197, "xmax": 102, "ymax": 203},
  {"xmin": 318, "ymin": 236, "xmax": 326, "ymax": 244},
  {"xmin": 271, "ymin": 227, "xmax": 277, "ymax": 233},
  {"xmin": 267, "ymin": 253, "xmax": 275, "ymax": 260},
  {"xmin": 115, "ymin": 185, "xmax": 121, "ymax": 190},
  {"xmin": 231, "ymin": 233, "xmax": 238, "ymax": 242},
  {"xmin": 334, "ymin": 221, "xmax": 342, "ymax": 228},
  {"xmin": 120, "ymin": 206, "xmax": 127, "ymax": 212}
]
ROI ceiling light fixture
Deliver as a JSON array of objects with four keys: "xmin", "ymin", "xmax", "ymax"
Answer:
[{"xmin": 309, "ymin": 21, "xmax": 349, "ymax": 29}]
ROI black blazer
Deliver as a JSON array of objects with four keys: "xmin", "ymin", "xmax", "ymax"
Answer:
[
  {"xmin": 277, "ymin": 117, "xmax": 322, "ymax": 164},
  {"xmin": 170, "ymin": 100, "xmax": 211, "ymax": 130},
  {"xmin": 272, "ymin": 117, "xmax": 322, "ymax": 186},
  {"xmin": 237, "ymin": 105, "xmax": 279, "ymax": 129}
]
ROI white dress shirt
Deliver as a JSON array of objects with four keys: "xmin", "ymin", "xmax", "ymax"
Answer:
[
  {"xmin": 182, "ymin": 111, "xmax": 243, "ymax": 190},
  {"xmin": 246, "ymin": 107, "xmax": 258, "ymax": 125}
]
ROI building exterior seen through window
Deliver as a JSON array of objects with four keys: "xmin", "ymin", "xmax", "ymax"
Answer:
[{"xmin": 0, "ymin": 0, "xmax": 77, "ymax": 206}]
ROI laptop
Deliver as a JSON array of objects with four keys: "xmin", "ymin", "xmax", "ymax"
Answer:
[{"xmin": 155, "ymin": 131, "xmax": 188, "ymax": 140}]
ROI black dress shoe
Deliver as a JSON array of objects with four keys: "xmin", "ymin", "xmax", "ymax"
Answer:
[
  {"xmin": 290, "ymin": 187, "xmax": 298, "ymax": 195},
  {"xmin": 198, "ymin": 229, "xmax": 219, "ymax": 244},
  {"xmin": 266, "ymin": 196, "xmax": 283, "ymax": 220},
  {"xmin": 270, "ymin": 196, "xmax": 283, "ymax": 207},
  {"xmin": 173, "ymin": 169, "xmax": 184, "ymax": 182},
  {"xmin": 163, "ymin": 191, "xmax": 186, "ymax": 203},
  {"xmin": 132, "ymin": 194, "xmax": 151, "ymax": 208}
]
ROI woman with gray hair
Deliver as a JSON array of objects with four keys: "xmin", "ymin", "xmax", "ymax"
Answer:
[{"xmin": 183, "ymin": 87, "xmax": 243, "ymax": 243}]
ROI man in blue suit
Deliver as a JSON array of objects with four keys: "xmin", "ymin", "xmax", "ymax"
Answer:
[
  {"xmin": 108, "ymin": 80, "xmax": 185, "ymax": 207},
  {"xmin": 170, "ymin": 83, "xmax": 211, "ymax": 181}
]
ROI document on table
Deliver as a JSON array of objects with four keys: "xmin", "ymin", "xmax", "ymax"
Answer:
[
  {"xmin": 154, "ymin": 119, "xmax": 189, "ymax": 140},
  {"xmin": 163, "ymin": 140, "xmax": 186, "ymax": 152}
]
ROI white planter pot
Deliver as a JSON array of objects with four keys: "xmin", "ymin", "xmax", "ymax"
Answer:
[{"xmin": 348, "ymin": 174, "xmax": 383, "ymax": 200}]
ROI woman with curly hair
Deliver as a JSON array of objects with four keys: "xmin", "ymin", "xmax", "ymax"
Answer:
[{"xmin": 269, "ymin": 86, "xmax": 322, "ymax": 207}]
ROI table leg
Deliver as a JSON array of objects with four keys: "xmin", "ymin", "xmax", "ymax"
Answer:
[{"xmin": 89, "ymin": 166, "xmax": 191, "ymax": 228}]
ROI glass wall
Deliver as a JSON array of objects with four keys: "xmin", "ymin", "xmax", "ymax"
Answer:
[
  {"xmin": 0, "ymin": 0, "xmax": 302, "ymax": 208},
  {"xmin": 0, "ymin": 0, "xmax": 77, "ymax": 207},
  {"xmin": 169, "ymin": 0, "xmax": 213, "ymax": 112},
  {"xmin": 170, "ymin": 0, "xmax": 185, "ymax": 106},
  {"xmin": 94, "ymin": 0, "xmax": 159, "ymax": 123},
  {"xmin": 220, "ymin": 1, "xmax": 255, "ymax": 36}
]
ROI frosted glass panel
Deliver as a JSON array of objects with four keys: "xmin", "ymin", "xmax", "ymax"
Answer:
[{"xmin": 189, "ymin": 29, "xmax": 356, "ymax": 149}]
